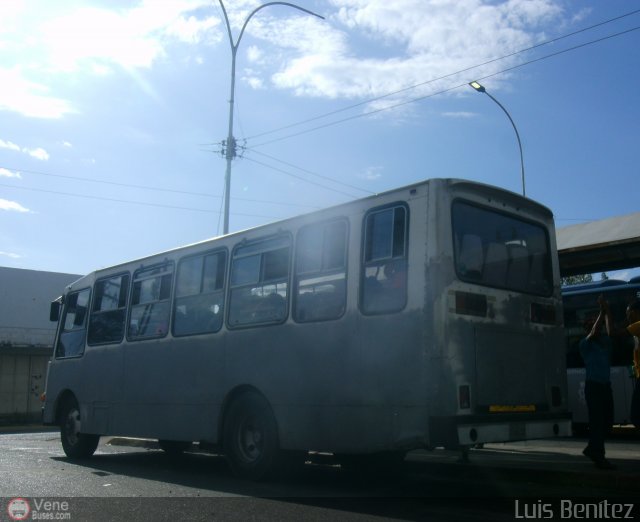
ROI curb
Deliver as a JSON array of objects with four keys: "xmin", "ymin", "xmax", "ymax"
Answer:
[{"xmin": 0, "ymin": 425, "xmax": 58, "ymax": 434}]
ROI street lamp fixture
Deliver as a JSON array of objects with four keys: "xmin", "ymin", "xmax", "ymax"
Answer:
[
  {"xmin": 469, "ymin": 81, "xmax": 526, "ymax": 197},
  {"xmin": 218, "ymin": 1, "xmax": 325, "ymax": 235}
]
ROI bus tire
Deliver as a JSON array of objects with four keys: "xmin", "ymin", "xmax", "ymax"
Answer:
[
  {"xmin": 158, "ymin": 440, "xmax": 192, "ymax": 456},
  {"xmin": 223, "ymin": 392, "xmax": 279, "ymax": 480},
  {"xmin": 59, "ymin": 398, "xmax": 99, "ymax": 459}
]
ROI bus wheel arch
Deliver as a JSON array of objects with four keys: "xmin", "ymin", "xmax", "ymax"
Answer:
[
  {"xmin": 222, "ymin": 388, "xmax": 281, "ymax": 480},
  {"xmin": 54, "ymin": 389, "xmax": 76, "ymax": 425},
  {"xmin": 57, "ymin": 392, "xmax": 99, "ymax": 459}
]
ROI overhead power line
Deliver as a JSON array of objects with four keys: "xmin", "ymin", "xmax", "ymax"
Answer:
[
  {"xmin": 245, "ymin": 9, "xmax": 640, "ymax": 143},
  {"xmin": 241, "ymin": 156, "xmax": 364, "ymax": 199},
  {"xmin": 0, "ymin": 182, "xmax": 282, "ymax": 220},
  {"xmin": 0, "ymin": 165, "xmax": 318, "ymax": 210},
  {"xmin": 249, "ymin": 24, "xmax": 640, "ymax": 149},
  {"xmin": 246, "ymin": 149, "xmax": 375, "ymax": 195}
]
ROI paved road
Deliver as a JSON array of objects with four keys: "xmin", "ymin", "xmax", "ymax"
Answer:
[{"xmin": 0, "ymin": 428, "xmax": 639, "ymax": 521}]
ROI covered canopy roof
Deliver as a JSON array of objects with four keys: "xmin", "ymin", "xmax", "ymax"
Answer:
[{"xmin": 556, "ymin": 211, "xmax": 640, "ymax": 277}]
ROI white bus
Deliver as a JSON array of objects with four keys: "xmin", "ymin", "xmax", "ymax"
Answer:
[
  {"xmin": 563, "ymin": 278, "xmax": 640, "ymax": 429},
  {"xmin": 43, "ymin": 178, "xmax": 571, "ymax": 479}
]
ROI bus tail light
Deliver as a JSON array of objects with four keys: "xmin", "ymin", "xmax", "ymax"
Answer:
[
  {"xmin": 530, "ymin": 303, "xmax": 556, "ymax": 325},
  {"xmin": 40, "ymin": 392, "xmax": 46, "ymax": 403},
  {"xmin": 455, "ymin": 292, "xmax": 487, "ymax": 317},
  {"xmin": 459, "ymin": 385, "xmax": 471, "ymax": 409}
]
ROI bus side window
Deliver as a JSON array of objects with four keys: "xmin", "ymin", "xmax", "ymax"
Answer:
[
  {"xmin": 128, "ymin": 263, "xmax": 174, "ymax": 340},
  {"xmin": 56, "ymin": 288, "xmax": 91, "ymax": 358},
  {"xmin": 361, "ymin": 204, "xmax": 408, "ymax": 315},
  {"xmin": 228, "ymin": 236, "xmax": 291, "ymax": 327},
  {"xmin": 294, "ymin": 219, "xmax": 347, "ymax": 322},
  {"xmin": 88, "ymin": 273, "xmax": 130, "ymax": 345},
  {"xmin": 173, "ymin": 251, "xmax": 226, "ymax": 336}
]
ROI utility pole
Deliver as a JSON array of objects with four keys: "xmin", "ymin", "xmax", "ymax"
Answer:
[{"xmin": 218, "ymin": 1, "xmax": 324, "ymax": 235}]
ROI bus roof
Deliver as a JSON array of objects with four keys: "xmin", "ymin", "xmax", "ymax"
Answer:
[
  {"xmin": 562, "ymin": 278, "xmax": 640, "ymax": 295},
  {"xmin": 64, "ymin": 177, "xmax": 553, "ymax": 291}
]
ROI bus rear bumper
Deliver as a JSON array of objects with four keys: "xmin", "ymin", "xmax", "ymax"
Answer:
[{"xmin": 430, "ymin": 412, "xmax": 572, "ymax": 447}]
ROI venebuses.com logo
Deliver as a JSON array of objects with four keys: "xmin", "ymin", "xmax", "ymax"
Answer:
[
  {"xmin": 6, "ymin": 498, "xmax": 30, "ymax": 521},
  {"xmin": 5, "ymin": 498, "xmax": 71, "ymax": 521}
]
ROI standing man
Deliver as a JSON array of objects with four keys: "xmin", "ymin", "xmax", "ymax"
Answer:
[
  {"xmin": 580, "ymin": 295, "xmax": 615, "ymax": 470},
  {"xmin": 626, "ymin": 301, "xmax": 640, "ymax": 427}
]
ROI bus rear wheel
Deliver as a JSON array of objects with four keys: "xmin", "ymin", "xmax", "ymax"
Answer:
[
  {"xmin": 223, "ymin": 392, "xmax": 279, "ymax": 480},
  {"xmin": 59, "ymin": 398, "xmax": 99, "ymax": 459}
]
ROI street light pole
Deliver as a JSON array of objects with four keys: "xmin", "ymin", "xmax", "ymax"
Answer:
[
  {"xmin": 218, "ymin": 1, "xmax": 325, "ymax": 235},
  {"xmin": 469, "ymin": 81, "xmax": 526, "ymax": 198}
]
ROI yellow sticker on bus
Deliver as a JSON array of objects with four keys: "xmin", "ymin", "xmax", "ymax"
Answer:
[{"xmin": 489, "ymin": 405, "xmax": 536, "ymax": 413}]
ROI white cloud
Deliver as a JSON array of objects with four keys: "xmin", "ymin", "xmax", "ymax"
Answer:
[
  {"xmin": 0, "ymin": 168, "xmax": 21, "ymax": 179},
  {"xmin": 442, "ymin": 111, "xmax": 477, "ymax": 118},
  {"xmin": 245, "ymin": 76, "xmax": 265, "ymax": 89},
  {"xmin": 26, "ymin": 147, "xmax": 49, "ymax": 161},
  {"xmin": 0, "ymin": 67, "xmax": 74, "ymax": 119},
  {"xmin": 40, "ymin": 7, "xmax": 165, "ymax": 72},
  {"xmin": 39, "ymin": 1, "xmax": 219, "ymax": 73},
  {"xmin": 247, "ymin": 45, "xmax": 264, "ymax": 64},
  {"xmin": 0, "ymin": 0, "xmax": 220, "ymax": 118},
  {"xmin": 0, "ymin": 138, "xmax": 21, "ymax": 152},
  {"xmin": 0, "ymin": 251, "xmax": 22, "ymax": 260},
  {"xmin": 0, "ymin": 198, "xmax": 30, "ymax": 213},
  {"xmin": 166, "ymin": 12, "xmax": 221, "ymax": 44},
  {"xmin": 0, "ymin": 137, "xmax": 50, "ymax": 160},
  {"xmin": 359, "ymin": 165, "xmax": 383, "ymax": 180},
  {"xmin": 0, "ymin": 0, "xmax": 568, "ymax": 120},
  {"xmin": 265, "ymin": 0, "xmax": 564, "ymax": 104}
]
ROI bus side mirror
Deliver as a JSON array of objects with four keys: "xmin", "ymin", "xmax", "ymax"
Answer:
[{"xmin": 50, "ymin": 301, "xmax": 61, "ymax": 322}]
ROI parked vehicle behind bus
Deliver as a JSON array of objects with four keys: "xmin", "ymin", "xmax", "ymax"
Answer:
[
  {"xmin": 563, "ymin": 278, "xmax": 640, "ymax": 430},
  {"xmin": 43, "ymin": 178, "xmax": 571, "ymax": 479}
]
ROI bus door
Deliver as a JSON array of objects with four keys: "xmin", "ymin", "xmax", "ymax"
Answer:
[{"xmin": 81, "ymin": 273, "xmax": 129, "ymax": 434}]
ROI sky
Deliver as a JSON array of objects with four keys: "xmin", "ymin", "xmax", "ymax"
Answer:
[{"xmin": 0, "ymin": 0, "xmax": 638, "ymax": 279}]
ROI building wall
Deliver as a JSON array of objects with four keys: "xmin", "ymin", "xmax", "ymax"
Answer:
[
  {"xmin": 0, "ymin": 348, "xmax": 50, "ymax": 424},
  {"xmin": 0, "ymin": 267, "xmax": 81, "ymax": 425}
]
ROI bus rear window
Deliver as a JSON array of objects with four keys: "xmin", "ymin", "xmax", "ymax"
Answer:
[{"xmin": 452, "ymin": 201, "xmax": 552, "ymax": 296}]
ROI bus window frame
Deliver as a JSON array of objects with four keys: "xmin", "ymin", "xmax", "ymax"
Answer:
[
  {"xmin": 360, "ymin": 202, "xmax": 409, "ymax": 316},
  {"xmin": 87, "ymin": 271, "xmax": 131, "ymax": 347},
  {"xmin": 227, "ymin": 233, "xmax": 292, "ymax": 329},
  {"xmin": 55, "ymin": 286, "xmax": 92, "ymax": 359},
  {"xmin": 293, "ymin": 217, "xmax": 349, "ymax": 323},
  {"xmin": 172, "ymin": 248, "xmax": 228, "ymax": 338},
  {"xmin": 451, "ymin": 198, "xmax": 554, "ymax": 298},
  {"xmin": 127, "ymin": 261, "xmax": 175, "ymax": 342}
]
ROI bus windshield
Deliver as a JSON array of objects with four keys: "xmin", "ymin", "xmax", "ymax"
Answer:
[{"xmin": 452, "ymin": 200, "xmax": 553, "ymax": 296}]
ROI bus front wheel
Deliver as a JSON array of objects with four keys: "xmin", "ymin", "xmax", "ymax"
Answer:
[
  {"xmin": 59, "ymin": 398, "xmax": 99, "ymax": 459},
  {"xmin": 223, "ymin": 392, "xmax": 279, "ymax": 480}
]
